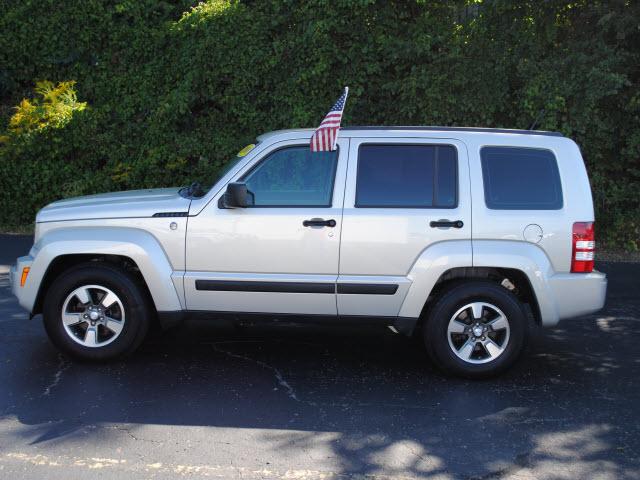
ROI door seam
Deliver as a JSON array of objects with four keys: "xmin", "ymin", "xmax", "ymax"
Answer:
[{"xmin": 335, "ymin": 137, "xmax": 351, "ymax": 312}]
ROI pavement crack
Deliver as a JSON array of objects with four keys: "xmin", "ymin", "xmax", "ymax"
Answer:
[
  {"xmin": 466, "ymin": 452, "xmax": 531, "ymax": 480},
  {"xmin": 106, "ymin": 425, "xmax": 164, "ymax": 444},
  {"xmin": 211, "ymin": 343, "xmax": 300, "ymax": 402},
  {"xmin": 401, "ymin": 442, "xmax": 440, "ymax": 473},
  {"xmin": 405, "ymin": 444, "xmax": 429, "ymax": 465},
  {"xmin": 209, "ymin": 342, "xmax": 453, "ymax": 410},
  {"xmin": 43, "ymin": 353, "xmax": 71, "ymax": 397}
]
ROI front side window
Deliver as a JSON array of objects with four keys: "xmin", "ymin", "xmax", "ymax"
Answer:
[
  {"xmin": 242, "ymin": 146, "xmax": 338, "ymax": 207},
  {"xmin": 355, "ymin": 144, "xmax": 458, "ymax": 208},
  {"xmin": 480, "ymin": 146, "xmax": 563, "ymax": 210}
]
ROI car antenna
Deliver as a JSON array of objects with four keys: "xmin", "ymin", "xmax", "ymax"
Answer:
[{"xmin": 528, "ymin": 108, "xmax": 545, "ymax": 130}]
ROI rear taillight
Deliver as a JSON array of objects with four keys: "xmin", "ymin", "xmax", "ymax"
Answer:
[{"xmin": 571, "ymin": 222, "xmax": 595, "ymax": 273}]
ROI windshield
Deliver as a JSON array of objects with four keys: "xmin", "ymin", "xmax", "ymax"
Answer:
[
  {"xmin": 212, "ymin": 154, "xmax": 245, "ymax": 186},
  {"xmin": 179, "ymin": 143, "xmax": 258, "ymax": 199},
  {"xmin": 210, "ymin": 142, "xmax": 258, "ymax": 186}
]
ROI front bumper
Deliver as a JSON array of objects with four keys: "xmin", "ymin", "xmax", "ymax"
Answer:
[
  {"xmin": 10, "ymin": 256, "xmax": 35, "ymax": 313},
  {"xmin": 9, "ymin": 264, "xmax": 17, "ymax": 294}
]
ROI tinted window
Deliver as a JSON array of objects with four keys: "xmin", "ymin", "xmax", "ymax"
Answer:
[
  {"xmin": 436, "ymin": 146, "xmax": 457, "ymax": 208},
  {"xmin": 481, "ymin": 147, "xmax": 563, "ymax": 210},
  {"xmin": 242, "ymin": 146, "xmax": 337, "ymax": 207},
  {"xmin": 355, "ymin": 144, "xmax": 457, "ymax": 208}
]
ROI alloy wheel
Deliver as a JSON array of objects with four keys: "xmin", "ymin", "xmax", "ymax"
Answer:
[
  {"xmin": 446, "ymin": 301, "xmax": 510, "ymax": 364},
  {"xmin": 61, "ymin": 284, "xmax": 126, "ymax": 348}
]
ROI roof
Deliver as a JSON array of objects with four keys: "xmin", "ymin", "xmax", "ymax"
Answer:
[
  {"xmin": 257, "ymin": 126, "xmax": 563, "ymax": 142},
  {"xmin": 256, "ymin": 129, "xmax": 314, "ymax": 142},
  {"xmin": 341, "ymin": 126, "xmax": 564, "ymax": 137}
]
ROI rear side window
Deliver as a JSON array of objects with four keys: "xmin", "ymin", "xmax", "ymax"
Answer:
[
  {"xmin": 355, "ymin": 144, "xmax": 458, "ymax": 208},
  {"xmin": 480, "ymin": 147, "xmax": 563, "ymax": 210}
]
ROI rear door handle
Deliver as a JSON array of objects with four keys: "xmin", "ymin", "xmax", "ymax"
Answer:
[
  {"xmin": 430, "ymin": 219, "xmax": 464, "ymax": 229},
  {"xmin": 303, "ymin": 218, "xmax": 336, "ymax": 228}
]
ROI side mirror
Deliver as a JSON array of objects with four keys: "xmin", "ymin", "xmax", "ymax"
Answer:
[{"xmin": 221, "ymin": 182, "xmax": 249, "ymax": 208}]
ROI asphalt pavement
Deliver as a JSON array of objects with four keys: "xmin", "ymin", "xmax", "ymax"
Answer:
[{"xmin": 0, "ymin": 234, "xmax": 638, "ymax": 479}]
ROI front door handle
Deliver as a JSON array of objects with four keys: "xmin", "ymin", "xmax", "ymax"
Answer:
[
  {"xmin": 430, "ymin": 219, "xmax": 464, "ymax": 229},
  {"xmin": 303, "ymin": 218, "xmax": 336, "ymax": 228}
]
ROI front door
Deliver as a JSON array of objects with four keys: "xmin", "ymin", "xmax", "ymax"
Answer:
[{"xmin": 184, "ymin": 138, "xmax": 348, "ymax": 315}]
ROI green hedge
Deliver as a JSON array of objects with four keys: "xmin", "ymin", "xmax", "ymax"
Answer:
[{"xmin": 0, "ymin": 1, "xmax": 638, "ymax": 249}]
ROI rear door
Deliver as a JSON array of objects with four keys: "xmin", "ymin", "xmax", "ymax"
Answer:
[{"xmin": 338, "ymin": 138, "xmax": 472, "ymax": 316}]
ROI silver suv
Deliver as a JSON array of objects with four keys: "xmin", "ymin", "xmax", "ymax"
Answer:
[{"xmin": 10, "ymin": 127, "xmax": 607, "ymax": 377}]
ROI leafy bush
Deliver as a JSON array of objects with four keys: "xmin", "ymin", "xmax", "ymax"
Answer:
[
  {"xmin": 7, "ymin": 81, "xmax": 86, "ymax": 136},
  {"xmin": 0, "ymin": 0, "xmax": 638, "ymax": 249}
]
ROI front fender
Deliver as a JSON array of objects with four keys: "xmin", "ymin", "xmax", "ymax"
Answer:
[{"xmin": 21, "ymin": 227, "xmax": 182, "ymax": 313}]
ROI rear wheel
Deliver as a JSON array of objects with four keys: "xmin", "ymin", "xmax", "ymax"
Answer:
[
  {"xmin": 43, "ymin": 263, "xmax": 151, "ymax": 361},
  {"xmin": 424, "ymin": 281, "xmax": 528, "ymax": 378}
]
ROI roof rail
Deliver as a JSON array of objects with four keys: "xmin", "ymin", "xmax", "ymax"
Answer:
[{"xmin": 341, "ymin": 126, "xmax": 564, "ymax": 137}]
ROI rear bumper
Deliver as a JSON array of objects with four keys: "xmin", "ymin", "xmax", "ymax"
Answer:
[{"xmin": 545, "ymin": 270, "xmax": 607, "ymax": 325}]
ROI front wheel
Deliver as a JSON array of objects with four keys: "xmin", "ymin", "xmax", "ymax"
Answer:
[
  {"xmin": 423, "ymin": 281, "xmax": 528, "ymax": 378},
  {"xmin": 43, "ymin": 262, "xmax": 151, "ymax": 361}
]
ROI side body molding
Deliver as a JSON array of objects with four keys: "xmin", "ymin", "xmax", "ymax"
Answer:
[
  {"xmin": 398, "ymin": 240, "xmax": 473, "ymax": 318},
  {"xmin": 23, "ymin": 227, "xmax": 182, "ymax": 313}
]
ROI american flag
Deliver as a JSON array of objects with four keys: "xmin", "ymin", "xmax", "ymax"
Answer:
[{"xmin": 310, "ymin": 87, "xmax": 349, "ymax": 152}]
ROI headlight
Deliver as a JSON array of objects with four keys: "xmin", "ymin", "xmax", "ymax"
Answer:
[{"xmin": 33, "ymin": 222, "xmax": 41, "ymax": 244}]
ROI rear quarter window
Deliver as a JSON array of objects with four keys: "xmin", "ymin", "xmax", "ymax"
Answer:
[{"xmin": 480, "ymin": 146, "xmax": 563, "ymax": 210}]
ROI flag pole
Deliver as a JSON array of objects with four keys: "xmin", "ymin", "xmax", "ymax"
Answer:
[{"xmin": 332, "ymin": 86, "xmax": 349, "ymax": 150}]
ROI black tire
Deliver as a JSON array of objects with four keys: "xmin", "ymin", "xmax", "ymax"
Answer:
[
  {"xmin": 43, "ymin": 262, "xmax": 151, "ymax": 361},
  {"xmin": 423, "ymin": 281, "xmax": 528, "ymax": 379}
]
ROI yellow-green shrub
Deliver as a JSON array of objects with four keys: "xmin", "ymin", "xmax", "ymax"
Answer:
[{"xmin": 8, "ymin": 81, "xmax": 86, "ymax": 136}]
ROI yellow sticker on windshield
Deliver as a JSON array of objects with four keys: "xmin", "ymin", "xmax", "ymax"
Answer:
[{"xmin": 237, "ymin": 144, "xmax": 256, "ymax": 157}]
